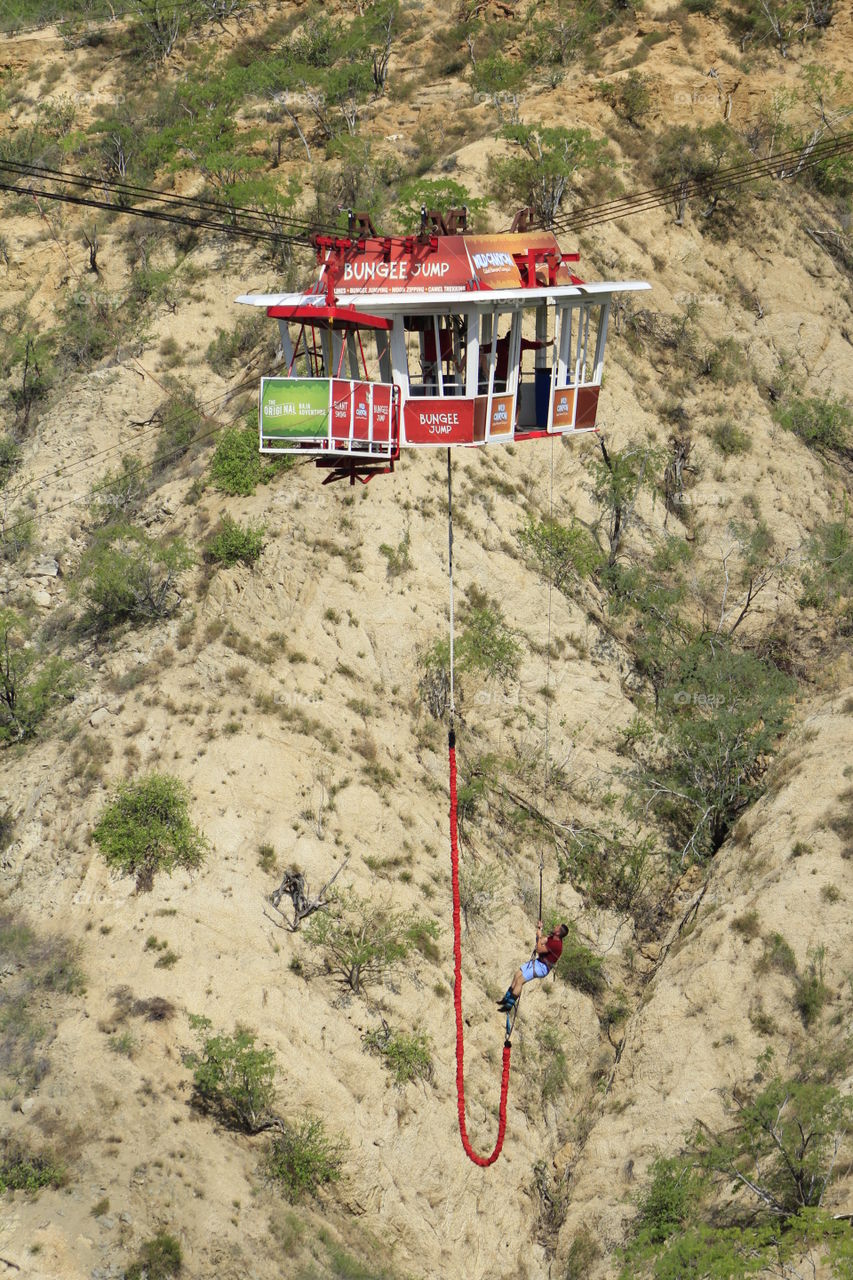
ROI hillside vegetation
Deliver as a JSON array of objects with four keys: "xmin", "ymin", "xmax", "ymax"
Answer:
[{"xmin": 0, "ymin": 2, "xmax": 852, "ymax": 1278}]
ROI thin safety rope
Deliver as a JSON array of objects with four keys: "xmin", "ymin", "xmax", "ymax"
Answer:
[
  {"xmin": 543, "ymin": 433, "xmax": 555, "ymax": 800},
  {"xmin": 446, "ymin": 449, "xmax": 512, "ymax": 1168}
]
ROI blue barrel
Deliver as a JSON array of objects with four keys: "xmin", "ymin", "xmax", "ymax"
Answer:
[{"xmin": 534, "ymin": 368, "xmax": 552, "ymax": 427}]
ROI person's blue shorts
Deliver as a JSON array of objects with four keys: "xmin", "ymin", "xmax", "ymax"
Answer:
[{"xmin": 520, "ymin": 958, "xmax": 549, "ymax": 983}]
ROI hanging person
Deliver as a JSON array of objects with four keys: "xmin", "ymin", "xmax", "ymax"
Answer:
[{"xmin": 497, "ymin": 921, "xmax": 569, "ymax": 1013}]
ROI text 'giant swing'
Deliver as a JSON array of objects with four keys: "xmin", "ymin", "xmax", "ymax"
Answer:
[{"xmin": 238, "ymin": 213, "xmax": 649, "ymax": 1164}]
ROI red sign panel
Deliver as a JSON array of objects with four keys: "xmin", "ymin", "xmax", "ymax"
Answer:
[
  {"xmin": 372, "ymin": 384, "xmax": 393, "ymax": 442},
  {"xmin": 352, "ymin": 382, "xmax": 371, "ymax": 441},
  {"xmin": 404, "ymin": 398, "xmax": 475, "ymax": 446},
  {"xmin": 331, "ymin": 380, "xmax": 351, "ymax": 437}
]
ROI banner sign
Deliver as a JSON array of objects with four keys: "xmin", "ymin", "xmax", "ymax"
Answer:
[
  {"xmin": 488, "ymin": 394, "xmax": 515, "ymax": 438},
  {"xmin": 552, "ymin": 386, "xmax": 576, "ymax": 431},
  {"xmin": 261, "ymin": 378, "xmax": 329, "ymax": 439},
  {"xmin": 403, "ymin": 397, "xmax": 475, "ymax": 446},
  {"xmin": 328, "ymin": 233, "xmax": 574, "ymax": 296}
]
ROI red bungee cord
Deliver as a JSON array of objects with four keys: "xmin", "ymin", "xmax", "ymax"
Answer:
[{"xmin": 449, "ymin": 727, "xmax": 512, "ymax": 1167}]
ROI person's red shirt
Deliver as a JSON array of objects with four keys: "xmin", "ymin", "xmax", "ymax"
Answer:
[{"xmin": 540, "ymin": 931, "xmax": 563, "ymax": 971}]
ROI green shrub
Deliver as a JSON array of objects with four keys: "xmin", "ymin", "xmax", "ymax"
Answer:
[
  {"xmin": 362, "ymin": 1024, "xmax": 433, "ymax": 1085},
  {"xmin": 124, "ymin": 1233, "xmax": 182, "ymax": 1280},
  {"xmin": 0, "ymin": 1140, "xmax": 66, "ymax": 1194},
  {"xmin": 75, "ymin": 524, "xmax": 193, "ymax": 632},
  {"xmin": 711, "ymin": 420, "xmax": 751, "ymax": 456},
  {"xmin": 565, "ymin": 1226, "xmax": 601, "ymax": 1280},
  {"xmin": 775, "ymin": 395, "xmax": 851, "ymax": 453},
  {"xmin": 599, "ymin": 71, "xmax": 652, "ymax": 125},
  {"xmin": 517, "ymin": 515, "xmax": 604, "ymax": 590},
  {"xmin": 0, "ymin": 915, "xmax": 84, "ymax": 1092},
  {"xmin": 756, "ymin": 931, "xmax": 797, "ymax": 977},
  {"xmin": 206, "ymin": 312, "xmax": 266, "ymax": 370},
  {"xmin": 153, "ymin": 387, "xmax": 204, "ymax": 473},
  {"xmin": 731, "ymin": 909, "xmax": 760, "ymax": 940},
  {"xmin": 0, "ymin": 504, "xmax": 35, "ymax": 564},
  {"xmin": 56, "ymin": 289, "xmax": 123, "ymax": 373},
  {"xmin": 488, "ymin": 124, "xmax": 609, "ymax": 228},
  {"xmin": 204, "ymin": 517, "xmax": 266, "ymax": 567},
  {"xmin": 305, "ymin": 893, "xmax": 437, "ymax": 994},
  {"xmin": 630, "ymin": 1155, "xmax": 701, "ymax": 1246},
  {"xmin": 558, "ymin": 825, "xmax": 654, "ymax": 916},
  {"xmin": 392, "ymin": 178, "xmax": 486, "ymax": 233},
  {"xmin": 184, "ymin": 1016, "xmax": 276, "ymax": 1130},
  {"xmin": 92, "ymin": 774, "xmax": 209, "ymax": 888},
  {"xmin": 458, "ymin": 606, "xmax": 522, "ymax": 681},
  {"xmin": 458, "ymin": 859, "xmax": 502, "ymax": 932},
  {"xmin": 651, "ymin": 639, "xmax": 795, "ymax": 857},
  {"xmin": 651, "ymin": 123, "xmax": 751, "ymax": 224},
  {"xmin": 702, "ymin": 338, "xmax": 747, "ymax": 386},
  {"xmin": 209, "ymin": 423, "xmax": 291, "ymax": 496},
  {"xmin": 378, "ymin": 529, "xmax": 411, "ymax": 578},
  {"xmin": 0, "ymin": 435, "xmax": 20, "ymax": 490},
  {"xmin": 416, "ymin": 602, "xmax": 522, "ymax": 716},
  {"xmin": 0, "ymin": 610, "xmax": 77, "ymax": 745},
  {"xmin": 800, "ymin": 517, "xmax": 853, "ymax": 610},
  {"xmin": 265, "ymin": 1118, "xmax": 346, "ymax": 1202},
  {"xmin": 556, "ymin": 924, "xmax": 605, "ymax": 996},
  {"xmin": 794, "ymin": 947, "xmax": 829, "ymax": 1026},
  {"xmin": 622, "ymin": 1056, "xmax": 853, "ymax": 1277},
  {"xmin": 538, "ymin": 1024, "xmax": 569, "ymax": 1103},
  {"xmin": 89, "ymin": 455, "xmax": 146, "ymax": 525}
]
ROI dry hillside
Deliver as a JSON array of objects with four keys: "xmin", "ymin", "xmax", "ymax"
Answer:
[{"xmin": 1, "ymin": 3, "xmax": 852, "ymax": 1279}]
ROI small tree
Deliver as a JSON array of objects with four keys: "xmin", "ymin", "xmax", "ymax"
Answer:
[
  {"xmin": 694, "ymin": 1072, "xmax": 853, "ymax": 1216},
  {"xmin": 76, "ymin": 524, "xmax": 193, "ymax": 632},
  {"xmin": 88, "ymin": 455, "xmax": 146, "ymax": 526},
  {"xmin": 517, "ymin": 514, "xmax": 603, "ymax": 591},
  {"xmin": 265, "ymin": 1118, "xmax": 346, "ymax": 1202},
  {"xmin": 363, "ymin": 1022, "xmax": 433, "ymax": 1085},
  {"xmin": 124, "ymin": 1234, "xmax": 182, "ymax": 1280},
  {"xmin": 488, "ymin": 124, "xmax": 608, "ymax": 228},
  {"xmin": 204, "ymin": 517, "xmax": 266, "ymax": 568},
  {"xmin": 652, "ymin": 123, "xmax": 750, "ymax": 224},
  {"xmin": 648, "ymin": 640, "xmax": 795, "ymax": 859},
  {"xmin": 588, "ymin": 439, "xmax": 663, "ymax": 567},
  {"xmin": 92, "ymin": 774, "xmax": 209, "ymax": 889},
  {"xmin": 304, "ymin": 892, "xmax": 439, "ymax": 994},
  {"xmin": 392, "ymin": 178, "xmax": 486, "ymax": 233},
  {"xmin": 774, "ymin": 394, "xmax": 851, "ymax": 454},
  {"xmin": 184, "ymin": 1016, "xmax": 277, "ymax": 1131},
  {"xmin": 458, "ymin": 859, "xmax": 503, "ymax": 932},
  {"xmin": 0, "ymin": 610, "xmax": 76, "ymax": 745}
]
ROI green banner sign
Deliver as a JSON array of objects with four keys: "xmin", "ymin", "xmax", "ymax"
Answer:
[{"xmin": 260, "ymin": 378, "xmax": 330, "ymax": 438}]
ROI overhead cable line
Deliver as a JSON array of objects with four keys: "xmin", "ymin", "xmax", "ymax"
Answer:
[
  {"xmin": 552, "ymin": 132, "xmax": 853, "ymax": 233},
  {"xmin": 0, "ymin": 159, "xmax": 340, "ymax": 241},
  {"xmin": 4, "ymin": 372, "xmax": 261, "ymax": 506},
  {"xmin": 1, "ymin": 389, "xmax": 274, "ymax": 542},
  {"xmin": 0, "ymin": 174, "xmax": 312, "ymax": 246}
]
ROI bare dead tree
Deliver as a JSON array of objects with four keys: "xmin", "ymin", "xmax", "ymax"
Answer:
[
  {"xmin": 84, "ymin": 229, "xmax": 99, "ymax": 274},
  {"xmin": 664, "ymin": 433, "xmax": 695, "ymax": 525},
  {"xmin": 371, "ymin": 6, "xmax": 395, "ymax": 92},
  {"xmin": 267, "ymin": 857, "xmax": 349, "ymax": 931}
]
